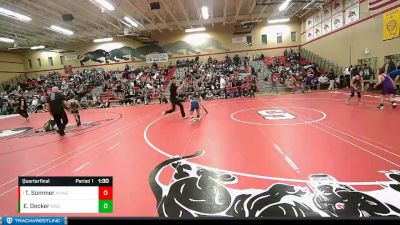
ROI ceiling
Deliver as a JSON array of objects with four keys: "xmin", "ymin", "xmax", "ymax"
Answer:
[{"xmin": 0, "ymin": 0, "xmax": 328, "ymax": 50}]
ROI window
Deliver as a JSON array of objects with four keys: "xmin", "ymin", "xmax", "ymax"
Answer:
[
  {"xmin": 60, "ymin": 56, "xmax": 65, "ymax": 65},
  {"xmin": 28, "ymin": 59, "xmax": 32, "ymax": 69},
  {"xmin": 37, "ymin": 58, "xmax": 41, "ymax": 67},
  {"xmin": 246, "ymin": 35, "xmax": 252, "ymax": 46},
  {"xmin": 48, "ymin": 57, "xmax": 53, "ymax": 66},
  {"xmin": 277, "ymin": 32, "xmax": 282, "ymax": 44},
  {"xmin": 291, "ymin": 31, "xmax": 297, "ymax": 42},
  {"xmin": 261, "ymin": 34, "xmax": 267, "ymax": 45}
]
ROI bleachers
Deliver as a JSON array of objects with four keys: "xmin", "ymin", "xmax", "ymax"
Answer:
[
  {"xmin": 96, "ymin": 66, "xmax": 177, "ymax": 104},
  {"xmin": 99, "ymin": 91, "xmax": 119, "ymax": 103}
]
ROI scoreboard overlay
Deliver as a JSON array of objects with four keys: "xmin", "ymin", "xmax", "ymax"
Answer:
[{"xmin": 18, "ymin": 177, "xmax": 112, "ymax": 214}]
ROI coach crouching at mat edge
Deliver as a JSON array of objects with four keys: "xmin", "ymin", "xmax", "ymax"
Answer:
[{"xmin": 46, "ymin": 86, "xmax": 69, "ymax": 136}]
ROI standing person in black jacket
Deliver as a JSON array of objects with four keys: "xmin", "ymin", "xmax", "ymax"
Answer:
[
  {"xmin": 327, "ymin": 69, "xmax": 336, "ymax": 90},
  {"xmin": 17, "ymin": 92, "xmax": 29, "ymax": 121},
  {"xmin": 384, "ymin": 56, "xmax": 396, "ymax": 74},
  {"xmin": 46, "ymin": 86, "xmax": 69, "ymax": 136},
  {"xmin": 162, "ymin": 78, "xmax": 187, "ymax": 119}
]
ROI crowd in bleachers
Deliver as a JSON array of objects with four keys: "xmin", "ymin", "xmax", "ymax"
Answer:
[
  {"xmin": 174, "ymin": 54, "xmax": 258, "ymax": 101},
  {"xmin": 264, "ymin": 49, "xmax": 378, "ymax": 93},
  {"xmin": 0, "ymin": 64, "xmax": 174, "ymax": 115},
  {"xmin": 2, "ymin": 50, "xmax": 395, "ymax": 116},
  {"xmin": 266, "ymin": 49, "xmax": 326, "ymax": 93}
]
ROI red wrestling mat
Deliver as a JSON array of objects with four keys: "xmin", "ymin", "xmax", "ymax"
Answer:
[{"xmin": 1, "ymin": 91, "xmax": 400, "ymax": 218}]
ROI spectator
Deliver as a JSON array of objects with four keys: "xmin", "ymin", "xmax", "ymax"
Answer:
[
  {"xmin": 362, "ymin": 64, "xmax": 373, "ymax": 80},
  {"xmin": 318, "ymin": 73, "xmax": 329, "ymax": 89},
  {"xmin": 0, "ymin": 95, "xmax": 7, "ymax": 115},
  {"xmin": 220, "ymin": 76, "xmax": 227, "ymax": 99},
  {"xmin": 270, "ymin": 74, "xmax": 279, "ymax": 94},
  {"xmin": 384, "ymin": 56, "xmax": 396, "ymax": 74},
  {"xmin": 327, "ymin": 69, "xmax": 336, "ymax": 90}
]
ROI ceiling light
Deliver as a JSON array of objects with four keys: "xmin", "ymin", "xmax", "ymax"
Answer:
[
  {"xmin": 93, "ymin": 37, "xmax": 113, "ymax": 43},
  {"xmin": 303, "ymin": 0, "xmax": 314, "ymax": 9},
  {"xmin": 201, "ymin": 6, "xmax": 209, "ymax": 20},
  {"xmin": 0, "ymin": 7, "xmax": 31, "ymax": 22},
  {"xmin": 49, "ymin": 49, "xmax": 67, "ymax": 53},
  {"xmin": 30, "ymin": 45, "xmax": 45, "ymax": 50},
  {"xmin": 185, "ymin": 27, "xmax": 206, "ymax": 33},
  {"xmin": 240, "ymin": 20, "xmax": 262, "ymax": 25},
  {"xmin": 124, "ymin": 16, "xmax": 139, "ymax": 28},
  {"xmin": 120, "ymin": 20, "xmax": 132, "ymax": 28},
  {"xmin": 268, "ymin": 18, "xmax": 290, "ymax": 24},
  {"xmin": 50, "ymin": 25, "xmax": 74, "ymax": 35},
  {"xmin": 0, "ymin": 37, "xmax": 15, "ymax": 43},
  {"xmin": 279, "ymin": 0, "xmax": 291, "ymax": 11},
  {"xmin": 93, "ymin": 0, "xmax": 115, "ymax": 11}
]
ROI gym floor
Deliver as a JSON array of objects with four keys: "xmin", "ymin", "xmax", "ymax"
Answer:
[{"xmin": 1, "ymin": 91, "xmax": 399, "ymax": 218}]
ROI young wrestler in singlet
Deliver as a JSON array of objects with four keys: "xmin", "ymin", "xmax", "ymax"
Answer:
[
  {"xmin": 347, "ymin": 73, "xmax": 363, "ymax": 105},
  {"xmin": 374, "ymin": 68, "xmax": 398, "ymax": 110},
  {"xmin": 189, "ymin": 93, "xmax": 201, "ymax": 123},
  {"xmin": 67, "ymin": 97, "xmax": 82, "ymax": 126}
]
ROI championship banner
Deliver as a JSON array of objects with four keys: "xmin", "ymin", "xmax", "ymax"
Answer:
[
  {"xmin": 65, "ymin": 55, "xmax": 78, "ymax": 61},
  {"xmin": 332, "ymin": 0, "xmax": 344, "ymax": 15},
  {"xmin": 383, "ymin": 7, "xmax": 400, "ymax": 40},
  {"xmin": 314, "ymin": 11, "xmax": 322, "ymax": 25},
  {"xmin": 314, "ymin": 23, "xmax": 322, "ymax": 38},
  {"xmin": 146, "ymin": 53, "xmax": 169, "ymax": 63},
  {"xmin": 306, "ymin": 16, "xmax": 314, "ymax": 30},
  {"xmin": 322, "ymin": 19, "xmax": 332, "ymax": 35},
  {"xmin": 332, "ymin": 12, "xmax": 344, "ymax": 30},
  {"xmin": 306, "ymin": 29, "xmax": 314, "ymax": 41},
  {"xmin": 322, "ymin": 4, "xmax": 332, "ymax": 20},
  {"xmin": 232, "ymin": 36, "xmax": 247, "ymax": 43},
  {"xmin": 345, "ymin": 3, "xmax": 360, "ymax": 25},
  {"xmin": 345, "ymin": 0, "xmax": 359, "ymax": 9}
]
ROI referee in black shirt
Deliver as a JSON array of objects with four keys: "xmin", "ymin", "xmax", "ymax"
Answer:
[
  {"xmin": 162, "ymin": 78, "xmax": 187, "ymax": 119},
  {"xmin": 46, "ymin": 87, "xmax": 69, "ymax": 136}
]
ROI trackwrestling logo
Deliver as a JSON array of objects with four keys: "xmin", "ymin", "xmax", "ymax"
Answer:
[
  {"xmin": 2, "ymin": 217, "xmax": 64, "ymax": 225},
  {"xmin": 149, "ymin": 151, "xmax": 400, "ymax": 218}
]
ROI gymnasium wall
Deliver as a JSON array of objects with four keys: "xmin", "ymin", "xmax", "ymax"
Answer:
[
  {"xmin": 0, "ymin": 52, "xmax": 25, "ymax": 82},
  {"xmin": 301, "ymin": 1, "xmax": 400, "ymax": 68},
  {"xmin": 22, "ymin": 21, "xmax": 301, "ymax": 76}
]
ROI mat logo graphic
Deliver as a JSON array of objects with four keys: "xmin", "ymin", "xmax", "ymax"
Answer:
[
  {"xmin": 6, "ymin": 217, "xmax": 12, "ymax": 224},
  {"xmin": 1, "ymin": 118, "xmax": 113, "ymax": 139},
  {"xmin": 150, "ymin": 151, "xmax": 400, "ymax": 218},
  {"xmin": 0, "ymin": 127, "xmax": 33, "ymax": 138},
  {"xmin": 258, "ymin": 109, "xmax": 295, "ymax": 120}
]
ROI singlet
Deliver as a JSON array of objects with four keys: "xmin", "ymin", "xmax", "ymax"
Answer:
[
  {"xmin": 70, "ymin": 101, "xmax": 79, "ymax": 110},
  {"xmin": 382, "ymin": 74, "xmax": 394, "ymax": 90},
  {"xmin": 191, "ymin": 94, "xmax": 199, "ymax": 103},
  {"xmin": 352, "ymin": 77, "xmax": 362, "ymax": 89}
]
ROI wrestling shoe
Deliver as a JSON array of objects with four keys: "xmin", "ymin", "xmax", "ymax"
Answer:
[
  {"xmin": 377, "ymin": 104, "xmax": 384, "ymax": 110},
  {"xmin": 392, "ymin": 102, "xmax": 398, "ymax": 109},
  {"xmin": 57, "ymin": 130, "xmax": 65, "ymax": 136}
]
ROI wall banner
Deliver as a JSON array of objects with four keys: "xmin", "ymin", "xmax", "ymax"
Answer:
[
  {"xmin": 146, "ymin": 53, "xmax": 169, "ymax": 63},
  {"xmin": 345, "ymin": 3, "xmax": 360, "ymax": 25},
  {"xmin": 383, "ymin": 7, "xmax": 400, "ymax": 40},
  {"xmin": 332, "ymin": 12, "xmax": 344, "ymax": 31}
]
